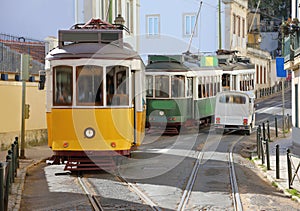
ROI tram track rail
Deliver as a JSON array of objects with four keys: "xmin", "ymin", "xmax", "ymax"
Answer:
[
  {"xmin": 116, "ymin": 176, "xmax": 162, "ymax": 211},
  {"xmin": 177, "ymin": 133, "xmax": 244, "ymax": 211},
  {"xmin": 78, "ymin": 173, "xmax": 161, "ymax": 211},
  {"xmin": 78, "ymin": 176, "xmax": 104, "ymax": 211}
]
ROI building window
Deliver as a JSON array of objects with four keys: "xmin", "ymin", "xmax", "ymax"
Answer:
[
  {"xmin": 237, "ymin": 16, "xmax": 241, "ymax": 37},
  {"xmin": 126, "ymin": 1, "xmax": 132, "ymax": 32},
  {"xmin": 147, "ymin": 15, "xmax": 160, "ymax": 36},
  {"xmin": 242, "ymin": 18, "xmax": 245, "ymax": 38},
  {"xmin": 184, "ymin": 14, "xmax": 196, "ymax": 36},
  {"xmin": 260, "ymin": 65, "xmax": 263, "ymax": 84},
  {"xmin": 256, "ymin": 65, "xmax": 259, "ymax": 84},
  {"xmin": 264, "ymin": 66, "xmax": 267, "ymax": 84},
  {"xmin": 233, "ymin": 14, "xmax": 236, "ymax": 34}
]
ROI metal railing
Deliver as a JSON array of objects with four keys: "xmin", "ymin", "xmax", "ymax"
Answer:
[
  {"xmin": 255, "ymin": 81, "xmax": 291, "ymax": 100},
  {"xmin": 0, "ymin": 137, "xmax": 19, "ymax": 211},
  {"xmin": 256, "ymin": 119, "xmax": 300, "ymax": 190},
  {"xmin": 0, "ymin": 33, "xmax": 45, "ymax": 76},
  {"xmin": 287, "ymin": 149, "xmax": 300, "ymax": 189}
]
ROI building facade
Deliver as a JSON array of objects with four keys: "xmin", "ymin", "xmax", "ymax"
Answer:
[
  {"xmin": 284, "ymin": 0, "xmax": 300, "ymax": 153},
  {"xmin": 246, "ymin": 11, "xmax": 280, "ymax": 91},
  {"xmin": 223, "ymin": 0, "xmax": 248, "ymax": 55},
  {"xmin": 139, "ymin": 0, "xmax": 250, "ymax": 56},
  {"xmin": 139, "ymin": 0, "xmax": 223, "ymax": 60}
]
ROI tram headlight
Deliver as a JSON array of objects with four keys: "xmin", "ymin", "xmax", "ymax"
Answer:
[
  {"xmin": 159, "ymin": 111, "xmax": 164, "ymax": 116},
  {"xmin": 84, "ymin": 127, "xmax": 95, "ymax": 138}
]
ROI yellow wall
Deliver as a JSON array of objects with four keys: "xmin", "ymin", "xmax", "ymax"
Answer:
[{"xmin": 0, "ymin": 81, "xmax": 46, "ymax": 148}]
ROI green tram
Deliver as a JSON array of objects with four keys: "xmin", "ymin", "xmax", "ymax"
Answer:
[{"xmin": 145, "ymin": 55, "xmax": 223, "ymax": 133}]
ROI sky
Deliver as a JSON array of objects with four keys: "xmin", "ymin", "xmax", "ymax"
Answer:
[{"xmin": 0, "ymin": 0, "xmax": 75, "ymax": 41}]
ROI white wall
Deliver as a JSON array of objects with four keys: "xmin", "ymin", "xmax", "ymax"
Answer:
[{"xmin": 139, "ymin": 0, "xmax": 223, "ymax": 58}]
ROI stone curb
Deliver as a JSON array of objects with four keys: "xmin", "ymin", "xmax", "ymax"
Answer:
[
  {"xmin": 252, "ymin": 158, "xmax": 300, "ymax": 203},
  {"xmin": 9, "ymin": 158, "xmax": 48, "ymax": 211}
]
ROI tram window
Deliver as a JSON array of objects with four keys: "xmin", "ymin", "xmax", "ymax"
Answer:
[
  {"xmin": 155, "ymin": 76, "xmax": 169, "ymax": 98},
  {"xmin": 76, "ymin": 65, "xmax": 103, "ymax": 106},
  {"xmin": 213, "ymin": 83, "xmax": 216, "ymax": 96},
  {"xmin": 146, "ymin": 75, "xmax": 153, "ymax": 97},
  {"xmin": 54, "ymin": 66, "xmax": 72, "ymax": 105},
  {"xmin": 198, "ymin": 84, "xmax": 205, "ymax": 98},
  {"xmin": 187, "ymin": 78, "xmax": 192, "ymax": 97},
  {"xmin": 112, "ymin": 69, "xmax": 129, "ymax": 106},
  {"xmin": 232, "ymin": 75, "xmax": 237, "ymax": 90},
  {"xmin": 171, "ymin": 75, "xmax": 185, "ymax": 98},
  {"xmin": 106, "ymin": 75, "xmax": 114, "ymax": 105},
  {"xmin": 222, "ymin": 74, "xmax": 229, "ymax": 87},
  {"xmin": 116, "ymin": 71, "xmax": 127, "ymax": 94},
  {"xmin": 206, "ymin": 84, "xmax": 210, "ymax": 97},
  {"xmin": 217, "ymin": 82, "xmax": 221, "ymax": 93}
]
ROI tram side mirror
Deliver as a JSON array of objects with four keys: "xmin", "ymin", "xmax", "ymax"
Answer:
[{"xmin": 38, "ymin": 70, "xmax": 46, "ymax": 90}]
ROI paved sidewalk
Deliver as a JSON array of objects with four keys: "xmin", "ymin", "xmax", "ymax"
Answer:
[
  {"xmin": 0, "ymin": 144, "xmax": 53, "ymax": 211},
  {"xmin": 253, "ymin": 134, "xmax": 300, "ymax": 202}
]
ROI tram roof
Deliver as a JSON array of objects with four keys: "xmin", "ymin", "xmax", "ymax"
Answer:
[
  {"xmin": 146, "ymin": 61, "xmax": 222, "ymax": 73},
  {"xmin": 46, "ymin": 42, "xmax": 141, "ymax": 61},
  {"xmin": 219, "ymin": 62, "xmax": 255, "ymax": 71},
  {"xmin": 146, "ymin": 61, "xmax": 188, "ymax": 72}
]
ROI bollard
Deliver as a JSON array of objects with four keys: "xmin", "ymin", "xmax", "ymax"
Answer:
[
  {"xmin": 266, "ymin": 138, "xmax": 270, "ymax": 170},
  {"xmin": 287, "ymin": 149, "xmax": 292, "ymax": 189},
  {"xmin": 275, "ymin": 116, "xmax": 278, "ymax": 137},
  {"xmin": 267, "ymin": 120, "xmax": 271, "ymax": 142},
  {"xmin": 5, "ymin": 154, "xmax": 12, "ymax": 195},
  {"xmin": 0, "ymin": 163, "xmax": 4, "ymax": 211},
  {"xmin": 7, "ymin": 150, "xmax": 14, "ymax": 184},
  {"xmin": 262, "ymin": 122, "xmax": 266, "ymax": 143},
  {"xmin": 276, "ymin": 145, "xmax": 280, "ymax": 179},
  {"xmin": 14, "ymin": 137, "xmax": 19, "ymax": 168},
  {"xmin": 261, "ymin": 137, "xmax": 265, "ymax": 164},
  {"xmin": 257, "ymin": 125, "xmax": 261, "ymax": 158},
  {"xmin": 11, "ymin": 143, "xmax": 16, "ymax": 178},
  {"xmin": 287, "ymin": 114, "xmax": 290, "ymax": 132}
]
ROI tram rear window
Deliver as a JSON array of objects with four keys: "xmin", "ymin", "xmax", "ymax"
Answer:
[{"xmin": 219, "ymin": 95, "xmax": 246, "ymax": 104}]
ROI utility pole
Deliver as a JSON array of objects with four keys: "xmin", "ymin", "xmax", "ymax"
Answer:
[
  {"xmin": 281, "ymin": 17, "xmax": 285, "ymax": 137},
  {"xmin": 218, "ymin": 0, "xmax": 222, "ymax": 50},
  {"xmin": 20, "ymin": 53, "xmax": 30, "ymax": 159}
]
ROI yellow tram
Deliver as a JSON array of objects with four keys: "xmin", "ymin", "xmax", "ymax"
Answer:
[{"xmin": 40, "ymin": 19, "xmax": 146, "ymax": 170}]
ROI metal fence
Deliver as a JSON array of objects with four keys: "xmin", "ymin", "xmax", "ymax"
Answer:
[
  {"xmin": 255, "ymin": 81, "xmax": 291, "ymax": 100},
  {"xmin": 256, "ymin": 120, "xmax": 299, "ymax": 190},
  {"xmin": 287, "ymin": 150, "xmax": 300, "ymax": 189},
  {"xmin": 0, "ymin": 137, "xmax": 19, "ymax": 211},
  {"xmin": 0, "ymin": 33, "xmax": 46, "ymax": 76}
]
